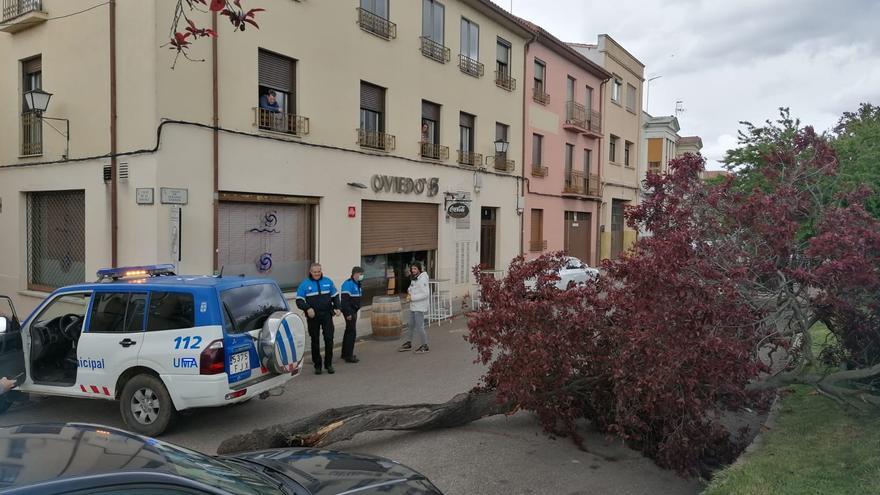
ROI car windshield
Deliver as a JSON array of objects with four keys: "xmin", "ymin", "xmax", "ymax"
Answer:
[{"xmin": 221, "ymin": 283, "xmax": 288, "ymax": 334}]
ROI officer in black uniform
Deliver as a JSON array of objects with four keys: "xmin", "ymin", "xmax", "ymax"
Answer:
[
  {"xmin": 340, "ymin": 266, "xmax": 364, "ymax": 363},
  {"xmin": 296, "ymin": 263, "xmax": 341, "ymax": 374}
]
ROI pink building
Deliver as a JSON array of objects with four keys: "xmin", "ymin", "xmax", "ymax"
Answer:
[{"xmin": 519, "ymin": 22, "xmax": 611, "ymax": 265}]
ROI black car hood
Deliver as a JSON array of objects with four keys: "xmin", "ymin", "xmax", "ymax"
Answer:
[{"xmin": 233, "ymin": 448, "xmax": 441, "ymax": 494}]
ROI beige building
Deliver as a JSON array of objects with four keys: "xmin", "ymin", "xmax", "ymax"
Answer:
[
  {"xmin": 0, "ymin": 0, "xmax": 531, "ymax": 313},
  {"xmin": 676, "ymin": 136, "xmax": 703, "ymax": 157},
  {"xmin": 570, "ymin": 35, "xmax": 643, "ymax": 260}
]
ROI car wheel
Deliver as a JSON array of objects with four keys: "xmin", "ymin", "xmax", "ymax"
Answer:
[{"xmin": 120, "ymin": 374, "xmax": 176, "ymax": 436}]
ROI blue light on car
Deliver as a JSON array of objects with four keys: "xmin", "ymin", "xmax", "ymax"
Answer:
[{"xmin": 96, "ymin": 264, "xmax": 177, "ymax": 281}]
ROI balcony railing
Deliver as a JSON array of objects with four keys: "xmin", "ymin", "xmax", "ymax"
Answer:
[
  {"xmin": 563, "ymin": 170, "xmax": 600, "ymax": 196},
  {"xmin": 487, "ymin": 153, "xmax": 515, "ymax": 172},
  {"xmin": 20, "ymin": 112, "xmax": 42, "ymax": 156},
  {"xmin": 254, "ymin": 108, "xmax": 310, "ymax": 136},
  {"xmin": 529, "ymin": 239, "xmax": 547, "ymax": 252},
  {"xmin": 495, "ymin": 70, "xmax": 516, "ymax": 91},
  {"xmin": 457, "ymin": 150, "xmax": 482, "ymax": 167},
  {"xmin": 2, "ymin": 0, "xmax": 39, "ymax": 21},
  {"xmin": 531, "ymin": 165, "xmax": 548, "ymax": 177},
  {"xmin": 420, "ymin": 37, "xmax": 450, "ymax": 63},
  {"xmin": 563, "ymin": 101, "xmax": 602, "ymax": 136},
  {"xmin": 357, "ymin": 7, "xmax": 396, "ymax": 40},
  {"xmin": 458, "ymin": 54, "xmax": 484, "ymax": 78},
  {"xmin": 420, "ymin": 141, "xmax": 449, "ymax": 161},
  {"xmin": 358, "ymin": 129, "xmax": 395, "ymax": 151},
  {"xmin": 533, "ymin": 86, "xmax": 550, "ymax": 105}
]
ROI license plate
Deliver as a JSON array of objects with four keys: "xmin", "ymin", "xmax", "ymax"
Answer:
[{"xmin": 230, "ymin": 352, "xmax": 250, "ymax": 374}]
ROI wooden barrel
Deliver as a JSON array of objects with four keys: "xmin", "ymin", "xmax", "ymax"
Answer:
[{"xmin": 370, "ymin": 295, "xmax": 403, "ymax": 340}]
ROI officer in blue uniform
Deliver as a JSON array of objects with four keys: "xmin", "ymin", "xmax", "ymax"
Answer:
[
  {"xmin": 340, "ymin": 266, "xmax": 364, "ymax": 363},
  {"xmin": 296, "ymin": 263, "xmax": 341, "ymax": 375}
]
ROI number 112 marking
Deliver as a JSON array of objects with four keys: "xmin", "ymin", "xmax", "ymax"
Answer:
[{"xmin": 174, "ymin": 336, "xmax": 202, "ymax": 350}]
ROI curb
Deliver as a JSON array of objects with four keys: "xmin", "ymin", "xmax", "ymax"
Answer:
[{"xmin": 727, "ymin": 393, "xmax": 783, "ymax": 468}]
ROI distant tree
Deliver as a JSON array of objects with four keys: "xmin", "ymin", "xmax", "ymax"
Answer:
[{"xmin": 831, "ymin": 103, "xmax": 880, "ymax": 219}]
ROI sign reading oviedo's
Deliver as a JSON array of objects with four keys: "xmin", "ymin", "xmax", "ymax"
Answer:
[{"xmin": 371, "ymin": 174, "xmax": 440, "ymax": 197}]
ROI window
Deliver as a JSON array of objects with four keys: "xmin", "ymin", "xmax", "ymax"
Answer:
[
  {"xmin": 624, "ymin": 141, "xmax": 633, "ymax": 166},
  {"xmin": 422, "ymin": 0, "xmax": 444, "ymax": 43},
  {"xmin": 147, "ymin": 292, "xmax": 195, "ymax": 332},
  {"xmin": 460, "ymin": 18, "xmax": 479, "ymax": 60},
  {"xmin": 459, "ymin": 112, "xmax": 475, "ymax": 153},
  {"xmin": 532, "ymin": 134, "xmax": 543, "ymax": 165},
  {"xmin": 421, "ymin": 100, "xmax": 440, "ymax": 145},
  {"xmin": 585, "ymin": 85, "xmax": 593, "ymax": 114},
  {"xmin": 360, "ymin": 0, "xmax": 388, "ymax": 18},
  {"xmin": 220, "ymin": 284, "xmax": 287, "ymax": 335},
  {"xmin": 21, "ymin": 55, "xmax": 42, "ymax": 155},
  {"xmin": 495, "ymin": 122, "xmax": 509, "ymax": 157},
  {"xmin": 626, "ymin": 83, "xmax": 637, "ymax": 112},
  {"xmin": 612, "ymin": 78, "xmax": 622, "ymax": 103},
  {"xmin": 360, "ymin": 81, "xmax": 386, "ymax": 135},
  {"xmin": 584, "ymin": 148, "xmax": 592, "ymax": 175},
  {"xmin": 358, "ymin": 0, "xmax": 395, "ymax": 39},
  {"xmin": 565, "ymin": 143, "xmax": 574, "ymax": 175},
  {"xmin": 32, "ymin": 293, "xmax": 91, "ymax": 331},
  {"xmin": 257, "ymin": 50, "xmax": 299, "ymax": 133},
  {"xmin": 609, "ymin": 135, "xmax": 619, "ymax": 163},
  {"xmin": 530, "ymin": 209, "xmax": 544, "ymax": 251},
  {"xmin": 566, "ymin": 76, "xmax": 576, "ymax": 102},
  {"xmin": 533, "ymin": 59, "xmax": 547, "ymax": 103},
  {"xmin": 496, "ymin": 37, "xmax": 510, "ymax": 76},
  {"xmin": 89, "ymin": 293, "xmax": 147, "ymax": 333},
  {"xmin": 27, "ymin": 190, "xmax": 86, "ymax": 290}
]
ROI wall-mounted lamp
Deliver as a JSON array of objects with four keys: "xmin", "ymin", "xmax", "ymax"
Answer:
[
  {"xmin": 23, "ymin": 88, "xmax": 70, "ymax": 160},
  {"xmin": 346, "ymin": 182, "xmax": 368, "ymax": 189},
  {"xmin": 494, "ymin": 138, "xmax": 509, "ymax": 155}
]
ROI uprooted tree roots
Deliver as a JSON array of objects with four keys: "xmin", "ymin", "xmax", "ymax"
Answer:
[{"xmin": 216, "ymin": 390, "xmax": 513, "ymax": 455}]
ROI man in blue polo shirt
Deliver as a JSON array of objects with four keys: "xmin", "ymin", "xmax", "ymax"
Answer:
[
  {"xmin": 296, "ymin": 263, "xmax": 341, "ymax": 375},
  {"xmin": 340, "ymin": 266, "xmax": 364, "ymax": 363}
]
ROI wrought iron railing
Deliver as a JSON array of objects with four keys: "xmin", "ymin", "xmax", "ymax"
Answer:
[
  {"xmin": 358, "ymin": 129, "xmax": 395, "ymax": 151},
  {"xmin": 419, "ymin": 141, "xmax": 449, "ymax": 161},
  {"xmin": 458, "ymin": 54, "xmax": 484, "ymax": 78},
  {"xmin": 533, "ymin": 86, "xmax": 550, "ymax": 105},
  {"xmin": 648, "ymin": 161, "xmax": 662, "ymax": 174},
  {"xmin": 357, "ymin": 7, "xmax": 396, "ymax": 40},
  {"xmin": 563, "ymin": 171, "xmax": 601, "ymax": 196},
  {"xmin": 565, "ymin": 101, "xmax": 587, "ymax": 129},
  {"xmin": 254, "ymin": 108, "xmax": 309, "ymax": 136},
  {"xmin": 531, "ymin": 165, "xmax": 548, "ymax": 177},
  {"xmin": 457, "ymin": 150, "xmax": 482, "ymax": 167},
  {"xmin": 495, "ymin": 70, "xmax": 516, "ymax": 91},
  {"xmin": 420, "ymin": 37, "xmax": 450, "ymax": 63},
  {"xmin": 21, "ymin": 112, "xmax": 42, "ymax": 155},
  {"xmin": 487, "ymin": 153, "xmax": 515, "ymax": 172},
  {"xmin": 529, "ymin": 239, "xmax": 547, "ymax": 252},
  {"xmin": 2, "ymin": 0, "xmax": 40, "ymax": 22},
  {"xmin": 587, "ymin": 110, "xmax": 602, "ymax": 134}
]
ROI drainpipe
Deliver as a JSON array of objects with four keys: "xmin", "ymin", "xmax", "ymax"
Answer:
[
  {"xmin": 109, "ymin": 0, "xmax": 118, "ymax": 266},
  {"xmin": 520, "ymin": 32, "xmax": 537, "ymax": 258},
  {"xmin": 212, "ymin": 12, "xmax": 219, "ymax": 271},
  {"xmin": 596, "ymin": 78, "xmax": 607, "ymax": 265}
]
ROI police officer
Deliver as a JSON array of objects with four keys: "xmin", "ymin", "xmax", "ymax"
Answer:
[
  {"xmin": 340, "ymin": 267, "xmax": 364, "ymax": 363},
  {"xmin": 296, "ymin": 263, "xmax": 341, "ymax": 375}
]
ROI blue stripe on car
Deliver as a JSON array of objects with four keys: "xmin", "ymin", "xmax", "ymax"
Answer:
[{"xmin": 281, "ymin": 318, "xmax": 298, "ymax": 362}]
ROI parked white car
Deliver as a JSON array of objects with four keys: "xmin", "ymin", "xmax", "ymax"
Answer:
[{"xmin": 525, "ymin": 256, "xmax": 599, "ymax": 291}]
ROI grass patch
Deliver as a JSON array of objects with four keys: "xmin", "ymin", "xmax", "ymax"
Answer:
[{"xmin": 705, "ymin": 324, "xmax": 880, "ymax": 494}]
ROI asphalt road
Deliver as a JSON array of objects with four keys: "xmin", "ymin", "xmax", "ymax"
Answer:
[{"xmin": 1, "ymin": 317, "xmax": 703, "ymax": 495}]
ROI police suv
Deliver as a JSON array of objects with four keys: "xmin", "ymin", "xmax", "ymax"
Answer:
[{"xmin": 0, "ymin": 265, "xmax": 306, "ymax": 436}]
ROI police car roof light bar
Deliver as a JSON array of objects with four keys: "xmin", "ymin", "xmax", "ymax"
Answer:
[{"xmin": 96, "ymin": 264, "xmax": 177, "ymax": 281}]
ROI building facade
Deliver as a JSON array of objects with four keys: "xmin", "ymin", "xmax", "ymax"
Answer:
[
  {"xmin": 676, "ymin": 136, "xmax": 703, "ymax": 158},
  {"xmin": 519, "ymin": 22, "xmax": 610, "ymax": 266},
  {"xmin": 571, "ymin": 36, "xmax": 643, "ymax": 260},
  {"xmin": 641, "ymin": 112, "xmax": 681, "ymax": 178},
  {"xmin": 0, "ymin": 0, "xmax": 531, "ymax": 313}
]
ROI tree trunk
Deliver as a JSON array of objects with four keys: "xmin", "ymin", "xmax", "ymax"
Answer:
[{"xmin": 217, "ymin": 390, "xmax": 512, "ymax": 455}]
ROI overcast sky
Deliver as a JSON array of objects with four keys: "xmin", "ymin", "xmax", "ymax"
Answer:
[{"xmin": 491, "ymin": 0, "xmax": 880, "ymax": 169}]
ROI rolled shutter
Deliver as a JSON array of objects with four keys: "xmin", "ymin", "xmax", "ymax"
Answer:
[
  {"xmin": 259, "ymin": 50, "xmax": 293, "ymax": 92},
  {"xmin": 22, "ymin": 56, "xmax": 41, "ymax": 74},
  {"xmin": 422, "ymin": 101, "xmax": 440, "ymax": 121},
  {"xmin": 360, "ymin": 82, "xmax": 385, "ymax": 112},
  {"xmin": 361, "ymin": 201, "xmax": 438, "ymax": 256},
  {"xmin": 460, "ymin": 112, "xmax": 474, "ymax": 127}
]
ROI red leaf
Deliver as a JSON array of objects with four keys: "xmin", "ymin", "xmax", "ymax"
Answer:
[{"xmin": 209, "ymin": 0, "xmax": 226, "ymax": 11}]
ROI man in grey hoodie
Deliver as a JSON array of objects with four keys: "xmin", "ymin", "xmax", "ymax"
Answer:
[{"xmin": 398, "ymin": 262, "xmax": 430, "ymax": 354}]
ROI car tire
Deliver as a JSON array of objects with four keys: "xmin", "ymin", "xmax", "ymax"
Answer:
[{"xmin": 120, "ymin": 374, "xmax": 176, "ymax": 436}]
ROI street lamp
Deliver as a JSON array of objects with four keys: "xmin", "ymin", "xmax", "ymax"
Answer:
[
  {"xmin": 22, "ymin": 88, "xmax": 70, "ymax": 160},
  {"xmin": 645, "ymin": 75, "xmax": 662, "ymax": 114},
  {"xmin": 494, "ymin": 138, "xmax": 509, "ymax": 155}
]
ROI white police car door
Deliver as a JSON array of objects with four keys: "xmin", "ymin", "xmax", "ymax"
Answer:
[{"xmin": 77, "ymin": 291, "xmax": 146, "ymax": 398}]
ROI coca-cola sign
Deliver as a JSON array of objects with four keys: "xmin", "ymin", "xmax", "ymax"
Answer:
[{"xmin": 446, "ymin": 202, "xmax": 469, "ymax": 219}]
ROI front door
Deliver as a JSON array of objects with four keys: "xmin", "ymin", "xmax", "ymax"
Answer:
[
  {"xmin": 480, "ymin": 207, "xmax": 497, "ymax": 270},
  {"xmin": 564, "ymin": 211, "xmax": 592, "ymax": 265},
  {"xmin": 0, "ymin": 296, "xmax": 25, "ymax": 386},
  {"xmin": 77, "ymin": 291, "xmax": 146, "ymax": 397},
  {"xmin": 611, "ymin": 199, "xmax": 626, "ymax": 259}
]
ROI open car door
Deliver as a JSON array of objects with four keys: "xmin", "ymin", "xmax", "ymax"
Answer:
[{"xmin": 0, "ymin": 295, "xmax": 25, "ymax": 400}]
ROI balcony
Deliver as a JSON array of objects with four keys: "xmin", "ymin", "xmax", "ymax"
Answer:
[
  {"xmin": 562, "ymin": 171, "xmax": 600, "ymax": 197},
  {"xmin": 1, "ymin": 0, "xmax": 47, "ymax": 33},
  {"xmin": 531, "ymin": 165, "xmax": 548, "ymax": 177},
  {"xmin": 457, "ymin": 150, "xmax": 482, "ymax": 167},
  {"xmin": 495, "ymin": 70, "xmax": 516, "ymax": 92},
  {"xmin": 533, "ymin": 86, "xmax": 550, "ymax": 105},
  {"xmin": 420, "ymin": 37, "xmax": 450, "ymax": 64},
  {"xmin": 563, "ymin": 102, "xmax": 602, "ymax": 137},
  {"xmin": 487, "ymin": 153, "xmax": 515, "ymax": 172},
  {"xmin": 458, "ymin": 54, "xmax": 484, "ymax": 78},
  {"xmin": 357, "ymin": 7, "xmax": 396, "ymax": 40},
  {"xmin": 358, "ymin": 129, "xmax": 395, "ymax": 151},
  {"xmin": 254, "ymin": 108, "xmax": 309, "ymax": 136},
  {"xmin": 420, "ymin": 142, "xmax": 449, "ymax": 161},
  {"xmin": 20, "ymin": 112, "xmax": 42, "ymax": 156},
  {"xmin": 529, "ymin": 239, "xmax": 547, "ymax": 252}
]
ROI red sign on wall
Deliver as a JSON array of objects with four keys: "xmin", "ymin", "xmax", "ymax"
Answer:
[{"xmin": 347, "ymin": 206, "xmax": 357, "ymax": 218}]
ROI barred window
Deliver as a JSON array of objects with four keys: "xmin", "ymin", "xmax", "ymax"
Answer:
[{"xmin": 27, "ymin": 190, "xmax": 86, "ymax": 291}]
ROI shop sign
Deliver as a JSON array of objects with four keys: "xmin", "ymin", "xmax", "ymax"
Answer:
[
  {"xmin": 446, "ymin": 202, "xmax": 469, "ymax": 219},
  {"xmin": 371, "ymin": 175, "xmax": 439, "ymax": 197},
  {"xmin": 160, "ymin": 187, "xmax": 188, "ymax": 205}
]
